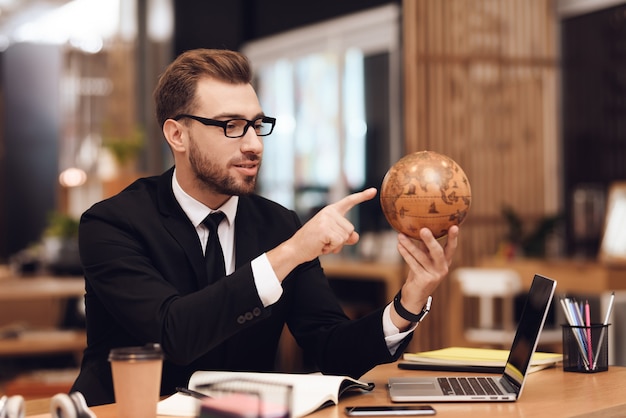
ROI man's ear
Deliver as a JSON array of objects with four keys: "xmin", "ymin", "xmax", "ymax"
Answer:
[{"xmin": 163, "ymin": 119, "xmax": 186, "ymax": 153}]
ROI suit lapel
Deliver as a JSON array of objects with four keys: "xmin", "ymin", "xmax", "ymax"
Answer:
[
  {"xmin": 155, "ymin": 172, "xmax": 267, "ymax": 289},
  {"xmin": 233, "ymin": 197, "xmax": 262, "ymax": 269},
  {"xmin": 156, "ymin": 168, "xmax": 207, "ymax": 288}
]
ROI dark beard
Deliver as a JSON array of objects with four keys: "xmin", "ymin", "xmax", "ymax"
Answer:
[{"xmin": 188, "ymin": 135, "xmax": 258, "ymax": 196}]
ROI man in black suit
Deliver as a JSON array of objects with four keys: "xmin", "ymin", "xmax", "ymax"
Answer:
[{"xmin": 71, "ymin": 48, "xmax": 459, "ymax": 406}]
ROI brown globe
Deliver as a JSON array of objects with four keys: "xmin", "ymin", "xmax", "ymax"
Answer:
[{"xmin": 380, "ymin": 150, "xmax": 471, "ymax": 240}]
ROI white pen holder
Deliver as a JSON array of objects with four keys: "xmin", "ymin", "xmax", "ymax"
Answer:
[{"xmin": 562, "ymin": 324, "xmax": 609, "ymax": 373}]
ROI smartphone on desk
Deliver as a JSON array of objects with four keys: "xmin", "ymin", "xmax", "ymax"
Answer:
[{"xmin": 345, "ymin": 406, "xmax": 436, "ymax": 416}]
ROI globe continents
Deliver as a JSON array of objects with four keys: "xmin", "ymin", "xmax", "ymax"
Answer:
[{"xmin": 380, "ymin": 151, "xmax": 471, "ymax": 240}]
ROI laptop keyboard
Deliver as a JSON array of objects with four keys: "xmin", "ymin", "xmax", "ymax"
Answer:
[{"xmin": 437, "ymin": 377, "xmax": 504, "ymax": 396}]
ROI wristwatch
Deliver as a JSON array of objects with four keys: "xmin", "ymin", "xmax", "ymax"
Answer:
[{"xmin": 393, "ymin": 290, "xmax": 432, "ymax": 323}]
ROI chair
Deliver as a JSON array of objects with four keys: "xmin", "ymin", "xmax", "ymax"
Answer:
[
  {"xmin": 452, "ymin": 267, "xmax": 561, "ymax": 349},
  {"xmin": 453, "ymin": 267, "xmax": 521, "ymax": 346}
]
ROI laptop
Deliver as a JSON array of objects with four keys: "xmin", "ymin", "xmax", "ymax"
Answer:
[{"xmin": 388, "ymin": 274, "xmax": 557, "ymax": 402}]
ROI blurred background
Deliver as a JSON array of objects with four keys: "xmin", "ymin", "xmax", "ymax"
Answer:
[{"xmin": 0, "ymin": 0, "xmax": 626, "ymax": 399}]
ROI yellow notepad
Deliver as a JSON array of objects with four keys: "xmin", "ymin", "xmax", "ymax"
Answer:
[{"xmin": 403, "ymin": 346, "xmax": 562, "ymax": 372}]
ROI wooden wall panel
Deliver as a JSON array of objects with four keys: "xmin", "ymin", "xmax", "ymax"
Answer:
[{"xmin": 402, "ymin": 0, "xmax": 559, "ymax": 351}]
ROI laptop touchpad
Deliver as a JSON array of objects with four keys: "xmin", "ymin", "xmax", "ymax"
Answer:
[{"xmin": 390, "ymin": 382, "xmax": 439, "ymax": 396}]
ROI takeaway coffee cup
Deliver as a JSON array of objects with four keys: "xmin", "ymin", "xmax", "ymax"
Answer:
[{"xmin": 108, "ymin": 343, "xmax": 163, "ymax": 418}]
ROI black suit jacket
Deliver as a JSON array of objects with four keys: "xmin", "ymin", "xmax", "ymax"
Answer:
[{"xmin": 71, "ymin": 168, "xmax": 410, "ymax": 405}]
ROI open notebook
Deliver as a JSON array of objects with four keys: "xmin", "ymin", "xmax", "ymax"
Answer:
[
  {"xmin": 388, "ymin": 274, "xmax": 556, "ymax": 402},
  {"xmin": 158, "ymin": 370, "xmax": 374, "ymax": 418}
]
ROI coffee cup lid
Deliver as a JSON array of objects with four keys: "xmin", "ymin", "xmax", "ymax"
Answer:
[{"xmin": 108, "ymin": 343, "xmax": 163, "ymax": 361}]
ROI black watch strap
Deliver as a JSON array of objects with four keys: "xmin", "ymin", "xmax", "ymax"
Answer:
[{"xmin": 393, "ymin": 290, "xmax": 432, "ymax": 323}]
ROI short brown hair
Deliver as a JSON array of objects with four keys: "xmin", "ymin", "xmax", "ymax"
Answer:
[{"xmin": 153, "ymin": 48, "xmax": 252, "ymax": 128}]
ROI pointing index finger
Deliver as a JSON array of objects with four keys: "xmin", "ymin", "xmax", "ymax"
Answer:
[{"xmin": 332, "ymin": 188, "xmax": 377, "ymax": 215}]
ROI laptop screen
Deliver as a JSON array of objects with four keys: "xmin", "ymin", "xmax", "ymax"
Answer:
[{"xmin": 502, "ymin": 275, "xmax": 556, "ymax": 394}]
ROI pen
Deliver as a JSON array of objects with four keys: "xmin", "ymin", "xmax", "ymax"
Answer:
[
  {"xmin": 176, "ymin": 386, "xmax": 211, "ymax": 400},
  {"xmin": 584, "ymin": 300, "xmax": 592, "ymax": 368},
  {"xmin": 560, "ymin": 297, "xmax": 590, "ymax": 370},
  {"xmin": 592, "ymin": 292, "xmax": 615, "ymax": 370}
]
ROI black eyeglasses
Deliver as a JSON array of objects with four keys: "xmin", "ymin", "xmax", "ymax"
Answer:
[{"xmin": 173, "ymin": 114, "xmax": 276, "ymax": 138}]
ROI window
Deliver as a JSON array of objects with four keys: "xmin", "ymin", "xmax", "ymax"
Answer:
[{"xmin": 242, "ymin": 4, "xmax": 401, "ymax": 229}]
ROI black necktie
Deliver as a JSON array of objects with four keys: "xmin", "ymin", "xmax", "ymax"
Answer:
[{"xmin": 202, "ymin": 211, "xmax": 226, "ymax": 283}]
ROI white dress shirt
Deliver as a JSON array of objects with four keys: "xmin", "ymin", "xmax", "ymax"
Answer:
[{"xmin": 171, "ymin": 169, "xmax": 414, "ymax": 354}]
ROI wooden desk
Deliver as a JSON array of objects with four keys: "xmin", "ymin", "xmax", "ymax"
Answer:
[
  {"xmin": 0, "ymin": 276, "xmax": 86, "ymax": 359},
  {"xmin": 24, "ymin": 362, "xmax": 626, "ymax": 417},
  {"xmin": 320, "ymin": 257, "xmax": 405, "ymax": 304},
  {"xmin": 0, "ymin": 330, "xmax": 86, "ymax": 357},
  {"xmin": 0, "ymin": 276, "xmax": 85, "ymax": 301},
  {"xmin": 479, "ymin": 258, "xmax": 626, "ymax": 294}
]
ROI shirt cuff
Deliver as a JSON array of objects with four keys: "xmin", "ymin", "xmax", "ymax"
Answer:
[
  {"xmin": 383, "ymin": 303, "xmax": 418, "ymax": 355},
  {"xmin": 251, "ymin": 253, "xmax": 283, "ymax": 306}
]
